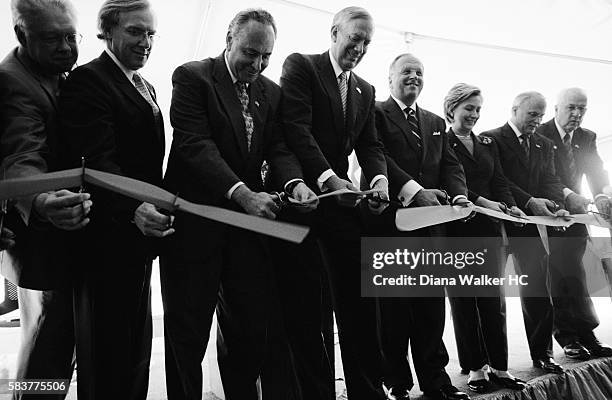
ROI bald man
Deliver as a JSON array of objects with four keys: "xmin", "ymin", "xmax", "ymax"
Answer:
[
  {"xmin": 482, "ymin": 92, "xmax": 567, "ymax": 374},
  {"xmin": 537, "ymin": 88, "xmax": 612, "ymax": 360}
]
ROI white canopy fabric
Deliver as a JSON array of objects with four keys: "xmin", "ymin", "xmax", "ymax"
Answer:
[{"xmin": 1, "ymin": 0, "xmax": 610, "ymax": 166}]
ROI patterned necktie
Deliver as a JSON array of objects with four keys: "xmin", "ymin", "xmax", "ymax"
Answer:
[
  {"xmin": 338, "ymin": 71, "xmax": 348, "ymax": 121},
  {"xmin": 405, "ymin": 108, "xmax": 423, "ymax": 148},
  {"xmin": 519, "ymin": 134, "xmax": 530, "ymax": 159},
  {"xmin": 132, "ymin": 73, "xmax": 161, "ymax": 125},
  {"xmin": 235, "ymin": 82, "xmax": 254, "ymax": 151},
  {"xmin": 563, "ymin": 132, "xmax": 577, "ymax": 183}
]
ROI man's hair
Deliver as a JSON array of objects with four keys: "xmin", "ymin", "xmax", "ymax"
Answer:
[
  {"xmin": 331, "ymin": 6, "xmax": 372, "ymax": 31},
  {"xmin": 556, "ymin": 87, "xmax": 587, "ymax": 106},
  {"xmin": 443, "ymin": 83, "xmax": 481, "ymax": 123},
  {"xmin": 227, "ymin": 8, "xmax": 277, "ymax": 39},
  {"xmin": 11, "ymin": 0, "xmax": 75, "ymax": 30},
  {"xmin": 388, "ymin": 53, "xmax": 422, "ymax": 76},
  {"xmin": 512, "ymin": 91, "xmax": 545, "ymax": 110},
  {"xmin": 97, "ymin": 0, "xmax": 151, "ymax": 39}
]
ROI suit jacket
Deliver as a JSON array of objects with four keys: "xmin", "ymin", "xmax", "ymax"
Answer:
[
  {"xmin": 0, "ymin": 48, "xmax": 63, "ymax": 289},
  {"xmin": 163, "ymin": 53, "xmax": 302, "ymax": 248},
  {"xmin": 481, "ymin": 123, "xmax": 564, "ymax": 210},
  {"xmin": 447, "ymin": 129, "xmax": 515, "ymax": 206},
  {"xmin": 58, "ymin": 51, "xmax": 165, "ymax": 259},
  {"xmin": 279, "ymin": 51, "xmax": 386, "ymax": 189},
  {"xmin": 537, "ymin": 119, "xmax": 609, "ymax": 196},
  {"xmin": 376, "ymin": 98, "xmax": 466, "ymax": 200}
]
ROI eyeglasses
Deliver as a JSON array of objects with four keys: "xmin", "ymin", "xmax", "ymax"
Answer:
[
  {"xmin": 37, "ymin": 33, "xmax": 82, "ymax": 46},
  {"xmin": 124, "ymin": 27, "xmax": 158, "ymax": 41},
  {"xmin": 566, "ymin": 105, "xmax": 587, "ymax": 113}
]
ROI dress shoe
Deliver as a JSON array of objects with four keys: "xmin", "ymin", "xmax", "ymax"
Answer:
[
  {"xmin": 563, "ymin": 341, "xmax": 591, "ymax": 360},
  {"xmin": 488, "ymin": 372, "xmax": 527, "ymax": 390},
  {"xmin": 532, "ymin": 357, "xmax": 564, "ymax": 374},
  {"xmin": 425, "ymin": 384, "xmax": 471, "ymax": 400},
  {"xmin": 583, "ymin": 340, "xmax": 612, "ymax": 357},
  {"xmin": 467, "ymin": 378, "xmax": 490, "ymax": 393},
  {"xmin": 387, "ymin": 385, "xmax": 410, "ymax": 400}
]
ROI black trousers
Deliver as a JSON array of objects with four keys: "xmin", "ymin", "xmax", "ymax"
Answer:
[
  {"xmin": 269, "ymin": 223, "xmax": 335, "ymax": 400},
  {"xmin": 315, "ymin": 203, "xmax": 386, "ymax": 400},
  {"xmin": 449, "ymin": 296, "xmax": 507, "ymax": 371},
  {"xmin": 379, "ymin": 295, "xmax": 451, "ymax": 394},
  {"xmin": 14, "ymin": 288, "xmax": 75, "ymax": 400},
  {"xmin": 160, "ymin": 221, "xmax": 272, "ymax": 400},
  {"xmin": 73, "ymin": 243, "xmax": 153, "ymax": 400},
  {"xmin": 507, "ymin": 230, "xmax": 553, "ymax": 360},
  {"xmin": 549, "ymin": 224, "xmax": 599, "ymax": 347}
]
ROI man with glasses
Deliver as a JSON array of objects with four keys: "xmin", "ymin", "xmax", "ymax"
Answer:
[
  {"xmin": 1, "ymin": 1, "xmax": 91, "ymax": 398},
  {"xmin": 58, "ymin": 0, "xmax": 170, "ymax": 398},
  {"xmin": 279, "ymin": 6, "xmax": 389, "ymax": 400},
  {"xmin": 537, "ymin": 88, "xmax": 612, "ymax": 360}
]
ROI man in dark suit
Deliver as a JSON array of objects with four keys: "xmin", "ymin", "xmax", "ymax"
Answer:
[
  {"xmin": 280, "ymin": 7, "xmax": 389, "ymax": 400},
  {"xmin": 481, "ymin": 91, "xmax": 568, "ymax": 374},
  {"xmin": 371, "ymin": 53, "xmax": 470, "ymax": 400},
  {"xmin": 161, "ymin": 9, "xmax": 317, "ymax": 400},
  {"xmin": 537, "ymin": 87, "xmax": 612, "ymax": 360},
  {"xmin": 58, "ymin": 1, "xmax": 172, "ymax": 398},
  {"xmin": 1, "ymin": 1, "xmax": 92, "ymax": 398}
]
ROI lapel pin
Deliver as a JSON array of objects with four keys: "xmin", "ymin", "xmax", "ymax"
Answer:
[
  {"xmin": 432, "ymin": 131, "xmax": 441, "ymax": 136},
  {"xmin": 254, "ymin": 100, "xmax": 260, "ymax": 107},
  {"xmin": 535, "ymin": 143, "xmax": 541, "ymax": 149},
  {"xmin": 356, "ymin": 87, "xmax": 361, "ymax": 94},
  {"xmin": 553, "ymin": 145, "xmax": 557, "ymax": 150},
  {"xmin": 574, "ymin": 144, "xmax": 579, "ymax": 149}
]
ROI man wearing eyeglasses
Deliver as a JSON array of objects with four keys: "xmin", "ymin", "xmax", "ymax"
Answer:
[
  {"xmin": 1, "ymin": 0, "xmax": 91, "ymax": 398},
  {"xmin": 58, "ymin": 0, "xmax": 170, "ymax": 399},
  {"xmin": 279, "ymin": 6, "xmax": 389, "ymax": 400},
  {"xmin": 537, "ymin": 88, "xmax": 612, "ymax": 361}
]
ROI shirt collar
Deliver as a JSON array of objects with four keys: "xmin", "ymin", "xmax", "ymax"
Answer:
[
  {"xmin": 105, "ymin": 48, "xmax": 136, "ymax": 84},
  {"xmin": 223, "ymin": 50, "xmax": 238, "ymax": 84},
  {"xmin": 328, "ymin": 50, "xmax": 351, "ymax": 81},
  {"xmin": 508, "ymin": 120, "xmax": 525, "ymax": 139},
  {"xmin": 390, "ymin": 94, "xmax": 416, "ymax": 116},
  {"xmin": 554, "ymin": 117, "xmax": 574, "ymax": 140}
]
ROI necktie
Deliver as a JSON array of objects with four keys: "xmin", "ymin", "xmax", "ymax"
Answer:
[
  {"xmin": 338, "ymin": 71, "xmax": 348, "ymax": 121},
  {"xmin": 133, "ymin": 73, "xmax": 161, "ymax": 125},
  {"xmin": 406, "ymin": 108, "xmax": 423, "ymax": 148},
  {"xmin": 235, "ymin": 82, "xmax": 254, "ymax": 151},
  {"xmin": 563, "ymin": 132, "xmax": 577, "ymax": 183},
  {"xmin": 519, "ymin": 134, "xmax": 530, "ymax": 159}
]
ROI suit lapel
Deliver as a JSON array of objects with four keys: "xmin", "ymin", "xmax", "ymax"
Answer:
[
  {"xmin": 317, "ymin": 52, "xmax": 345, "ymax": 137},
  {"xmin": 448, "ymin": 129, "xmax": 477, "ymax": 164},
  {"xmin": 14, "ymin": 49, "xmax": 59, "ymax": 111},
  {"xmin": 213, "ymin": 54, "xmax": 248, "ymax": 158},
  {"xmin": 501, "ymin": 124, "xmax": 528, "ymax": 169},
  {"xmin": 383, "ymin": 98, "xmax": 420, "ymax": 153},
  {"xmin": 416, "ymin": 106, "xmax": 430, "ymax": 164},
  {"xmin": 100, "ymin": 52, "xmax": 150, "ymax": 117},
  {"xmin": 347, "ymin": 73, "xmax": 360, "ymax": 133}
]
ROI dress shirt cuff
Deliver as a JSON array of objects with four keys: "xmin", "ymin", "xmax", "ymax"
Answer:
[
  {"xmin": 452, "ymin": 195, "xmax": 468, "ymax": 204},
  {"xmin": 398, "ymin": 179, "xmax": 423, "ymax": 207},
  {"xmin": 226, "ymin": 182, "xmax": 245, "ymax": 199},
  {"xmin": 284, "ymin": 178, "xmax": 304, "ymax": 193},
  {"xmin": 563, "ymin": 188, "xmax": 574, "ymax": 199},
  {"xmin": 317, "ymin": 169, "xmax": 336, "ymax": 192},
  {"xmin": 369, "ymin": 175, "xmax": 387, "ymax": 188},
  {"xmin": 524, "ymin": 197, "xmax": 534, "ymax": 209}
]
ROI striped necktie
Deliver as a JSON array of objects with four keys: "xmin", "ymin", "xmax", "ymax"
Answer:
[
  {"xmin": 235, "ymin": 82, "xmax": 254, "ymax": 151},
  {"xmin": 338, "ymin": 71, "xmax": 348, "ymax": 121},
  {"xmin": 132, "ymin": 73, "xmax": 161, "ymax": 125},
  {"xmin": 405, "ymin": 108, "xmax": 423, "ymax": 148}
]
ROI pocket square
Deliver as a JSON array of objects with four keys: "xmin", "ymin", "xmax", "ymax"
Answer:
[{"xmin": 432, "ymin": 131, "xmax": 441, "ymax": 136}]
